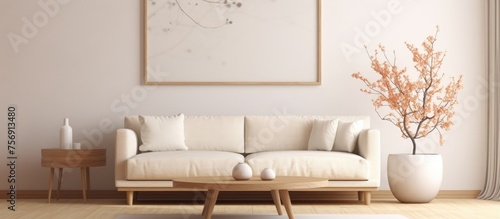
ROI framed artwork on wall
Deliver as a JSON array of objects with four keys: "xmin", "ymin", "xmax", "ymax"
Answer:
[{"xmin": 144, "ymin": 0, "xmax": 321, "ymax": 85}]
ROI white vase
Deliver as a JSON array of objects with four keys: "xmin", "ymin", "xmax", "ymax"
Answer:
[
  {"xmin": 60, "ymin": 118, "xmax": 73, "ymax": 149},
  {"xmin": 387, "ymin": 154, "xmax": 443, "ymax": 203},
  {"xmin": 260, "ymin": 168, "xmax": 276, "ymax": 181},
  {"xmin": 232, "ymin": 162, "xmax": 252, "ymax": 181}
]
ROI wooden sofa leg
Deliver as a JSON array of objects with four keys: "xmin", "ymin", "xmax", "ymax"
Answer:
[
  {"xmin": 358, "ymin": 191, "xmax": 364, "ymax": 202},
  {"xmin": 363, "ymin": 191, "xmax": 371, "ymax": 205},
  {"xmin": 126, "ymin": 191, "xmax": 134, "ymax": 205}
]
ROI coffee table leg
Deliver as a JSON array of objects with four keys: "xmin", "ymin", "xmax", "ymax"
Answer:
[
  {"xmin": 271, "ymin": 190, "xmax": 283, "ymax": 215},
  {"xmin": 279, "ymin": 190, "xmax": 294, "ymax": 219},
  {"xmin": 202, "ymin": 189, "xmax": 219, "ymax": 219},
  {"xmin": 202, "ymin": 191, "xmax": 210, "ymax": 216}
]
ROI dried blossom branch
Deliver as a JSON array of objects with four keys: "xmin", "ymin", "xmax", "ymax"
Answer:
[{"xmin": 352, "ymin": 27, "xmax": 463, "ymax": 155}]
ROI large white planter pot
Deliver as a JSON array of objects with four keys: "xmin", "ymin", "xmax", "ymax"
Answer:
[{"xmin": 387, "ymin": 154, "xmax": 443, "ymax": 203}]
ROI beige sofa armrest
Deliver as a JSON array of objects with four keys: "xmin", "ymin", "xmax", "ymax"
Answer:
[
  {"xmin": 358, "ymin": 129, "xmax": 380, "ymax": 186},
  {"xmin": 115, "ymin": 128, "xmax": 139, "ymax": 184}
]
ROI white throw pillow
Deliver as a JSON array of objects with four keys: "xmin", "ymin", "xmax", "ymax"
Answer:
[
  {"xmin": 333, "ymin": 120, "xmax": 364, "ymax": 153},
  {"xmin": 307, "ymin": 119, "xmax": 339, "ymax": 151},
  {"xmin": 138, "ymin": 114, "xmax": 188, "ymax": 152}
]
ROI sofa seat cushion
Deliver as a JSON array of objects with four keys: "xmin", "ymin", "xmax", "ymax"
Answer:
[
  {"xmin": 126, "ymin": 151, "xmax": 244, "ymax": 180},
  {"xmin": 245, "ymin": 151, "xmax": 370, "ymax": 180}
]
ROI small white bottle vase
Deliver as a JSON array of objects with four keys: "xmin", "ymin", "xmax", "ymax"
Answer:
[
  {"xmin": 60, "ymin": 118, "xmax": 73, "ymax": 149},
  {"xmin": 232, "ymin": 162, "xmax": 252, "ymax": 181}
]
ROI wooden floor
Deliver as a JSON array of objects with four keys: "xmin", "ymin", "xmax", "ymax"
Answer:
[{"xmin": 1, "ymin": 198, "xmax": 499, "ymax": 219}]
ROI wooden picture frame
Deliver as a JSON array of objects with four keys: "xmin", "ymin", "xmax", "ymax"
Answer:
[{"xmin": 144, "ymin": 0, "xmax": 321, "ymax": 85}]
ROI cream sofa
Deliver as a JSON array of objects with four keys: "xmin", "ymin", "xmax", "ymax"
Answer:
[{"xmin": 115, "ymin": 115, "xmax": 380, "ymax": 205}]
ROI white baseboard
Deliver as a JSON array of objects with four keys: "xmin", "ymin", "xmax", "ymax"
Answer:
[{"xmin": 0, "ymin": 190, "xmax": 481, "ymax": 201}]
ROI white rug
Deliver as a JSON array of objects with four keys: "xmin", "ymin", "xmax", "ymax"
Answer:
[{"xmin": 115, "ymin": 214, "xmax": 408, "ymax": 219}]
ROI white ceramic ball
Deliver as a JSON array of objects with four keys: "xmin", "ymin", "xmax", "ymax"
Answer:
[
  {"xmin": 232, "ymin": 162, "xmax": 252, "ymax": 180},
  {"xmin": 260, "ymin": 168, "xmax": 276, "ymax": 181}
]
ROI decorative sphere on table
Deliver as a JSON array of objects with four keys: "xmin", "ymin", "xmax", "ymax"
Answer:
[
  {"xmin": 232, "ymin": 162, "xmax": 252, "ymax": 180},
  {"xmin": 260, "ymin": 168, "xmax": 276, "ymax": 181}
]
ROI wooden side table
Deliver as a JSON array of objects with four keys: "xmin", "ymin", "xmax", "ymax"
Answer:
[{"xmin": 41, "ymin": 148, "xmax": 106, "ymax": 203}]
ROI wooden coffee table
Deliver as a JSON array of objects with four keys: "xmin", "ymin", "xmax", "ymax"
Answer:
[{"xmin": 173, "ymin": 176, "xmax": 328, "ymax": 219}]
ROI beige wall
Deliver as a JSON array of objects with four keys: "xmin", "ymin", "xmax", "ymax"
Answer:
[{"xmin": 0, "ymin": 0, "xmax": 487, "ymax": 191}]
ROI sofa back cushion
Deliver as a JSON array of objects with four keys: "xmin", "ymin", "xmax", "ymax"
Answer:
[
  {"xmin": 245, "ymin": 116, "xmax": 370, "ymax": 153},
  {"xmin": 245, "ymin": 116, "xmax": 312, "ymax": 153},
  {"xmin": 124, "ymin": 115, "xmax": 245, "ymax": 153},
  {"xmin": 138, "ymin": 114, "xmax": 188, "ymax": 152},
  {"xmin": 184, "ymin": 116, "xmax": 245, "ymax": 153}
]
